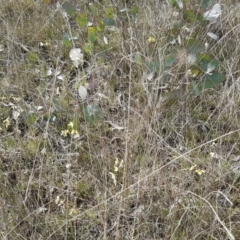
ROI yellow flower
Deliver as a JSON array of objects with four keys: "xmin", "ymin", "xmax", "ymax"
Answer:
[
  {"xmin": 69, "ymin": 207, "xmax": 78, "ymax": 216},
  {"xmin": 70, "ymin": 129, "xmax": 79, "ymax": 138},
  {"xmin": 3, "ymin": 118, "xmax": 11, "ymax": 128},
  {"xmin": 61, "ymin": 130, "xmax": 69, "ymax": 136},
  {"xmin": 189, "ymin": 165, "xmax": 196, "ymax": 171},
  {"xmin": 109, "ymin": 172, "xmax": 117, "ymax": 186},
  {"xmin": 70, "ymin": 129, "xmax": 78, "ymax": 134},
  {"xmin": 147, "ymin": 37, "xmax": 156, "ymax": 43},
  {"xmin": 68, "ymin": 121, "xmax": 74, "ymax": 128},
  {"xmin": 195, "ymin": 169, "xmax": 205, "ymax": 176}
]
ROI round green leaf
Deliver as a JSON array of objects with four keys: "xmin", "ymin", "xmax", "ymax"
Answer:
[
  {"xmin": 146, "ymin": 61, "xmax": 163, "ymax": 73},
  {"xmin": 131, "ymin": 6, "xmax": 139, "ymax": 16},
  {"xmin": 172, "ymin": 21, "xmax": 182, "ymax": 35},
  {"xmin": 97, "ymin": 21, "xmax": 105, "ymax": 32},
  {"xmin": 200, "ymin": 72, "xmax": 225, "ymax": 89},
  {"xmin": 206, "ymin": 60, "xmax": 219, "ymax": 74},
  {"xmin": 165, "ymin": 54, "xmax": 176, "ymax": 67},
  {"xmin": 22, "ymin": 112, "xmax": 38, "ymax": 124},
  {"xmin": 191, "ymin": 80, "xmax": 200, "ymax": 96},
  {"xmin": 105, "ymin": 7, "xmax": 115, "ymax": 18},
  {"xmin": 62, "ymin": 2, "xmax": 76, "ymax": 16},
  {"xmin": 198, "ymin": 0, "xmax": 213, "ymax": 9},
  {"xmin": 134, "ymin": 53, "xmax": 142, "ymax": 64},
  {"xmin": 103, "ymin": 18, "xmax": 115, "ymax": 26},
  {"xmin": 82, "ymin": 105, "xmax": 102, "ymax": 122},
  {"xmin": 27, "ymin": 51, "xmax": 39, "ymax": 63},
  {"xmin": 168, "ymin": 0, "xmax": 176, "ymax": 7},
  {"xmin": 63, "ymin": 33, "xmax": 72, "ymax": 47},
  {"xmin": 183, "ymin": 10, "xmax": 195, "ymax": 23},
  {"xmin": 184, "ymin": 10, "xmax": 203, "ymax": 23},
  {"xmin": 90, "ymin": 4, "xmax": 97, "ymax": 16},
  {"xmin": 198, "ymin": 53, "xmax": 211, "ymax": 62},
  {"xmin": 184, "ymin": 38, "xmax": 205, "ymax": 54},
  {"xmin": 168, "ymin": 0, "xmax": 183, "ymax": 8},
  {"xmin": 197, "ymin": 53, "xmax": 211, "ymax": 71},
  {"xmin": 76, "ymin": 14, "xmax": 88, "ymax": 27},
  {"xmin": 83, "ymin": 42, "xmax": 93, "ymax": 54},
  {"xmin": 88, "ymin": 27, "xmax": 97, "ymax": 43}
]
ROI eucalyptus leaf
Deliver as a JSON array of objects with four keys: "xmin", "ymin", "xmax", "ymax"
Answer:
[
  {"xmin": 206, "ymin": 60, "xmax": 219, "ymax": 74},
  {"xmin": 22, "ymin": 112, "xmax": 38, "ymax": 124},
  {"xmin": 191, "ymin": 80, "xmax": 200, "ymax": 96},
  {"xmin": 105, "ymin": 7, "xmax": 115, "ymax": 18},
  {"xmin": 63, "ymin": 33, "xmax": 72, "ymax": 47},
  {"xmin": 131, "ymin": 6, "xmax": 139, "ymax": 16},
  {"xmin": 103, "ymin": 18, "xmax": 115, "ymax": 26},
  {"xmin": 183, "ymin": 10, "xmax": 195, "ymax": 23},
  {"xmin": 62, "ymin": 2, "xmax": 76, "ymax": 16},
  {"xmin": 90, "ymin": 4, "xmax": 97, "ymax": 16},
  {"xmin": 185, "ymin": 38, "xmax": 205, "ymax": 54},
  {"xmin": 198, "ymin": 0, "xmax": 213, "ymax": 9},
  {"xmin": 135, "ymin": 53, "xmax": 142, "ymax": 64},
  {"xmin": 168, "ymin": 0, "xmax": 183, "ymax": 8},
  {"xmin": 165, "ymin": 54, "xmax": 176, "ymax": 67},
  {"xmin": 200, "ymin": 72, "xmax": 224, "ymax": 89},
  {"xmin": 76, "ymin": 14, "xmax": 88, "ymax": 27},
  {"xmin": 88, "ymin": 27, "xmax": 97, "ymax": 42},
  {"xmin": 83, "ymin": 42, "xmax": 93, "ymax": 54},
  {"xmin": 97, "ymin": 21, "xmax": 105, "ymax": 32},
  {"xmin": 146, "ymin": 61, "xmax": 163, "ymax": 73},
  {"xmin": 168, "ymin": 0, "xmax": 176, "ymax": 6},
  {"xmin": 82, "ymin": 105, "xmax": 102, "ymax": 123},
  {"xmin": 198, "ymin": 55, "xmax": 217, "ymax": 72},
  {"xmin": 52, "ymin": 98, "xmax": 65, "ymax": 112}
]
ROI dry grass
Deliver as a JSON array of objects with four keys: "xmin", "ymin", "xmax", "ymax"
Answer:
[{"xmin": 0, "ymin": 0, "xmax": 239, "ymax": 239}]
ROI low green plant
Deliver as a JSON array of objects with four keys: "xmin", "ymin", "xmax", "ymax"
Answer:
[
  {"xmin": 61, "ymin": 1, "xmax": 139, "ymax": 123},
  {"xmin": 62, "ymin": 1, "xmax": 138, "ymax": 53},
  {"xmin": 143, "ymin": 0, "xmax": 225, "ymax": 97}
]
